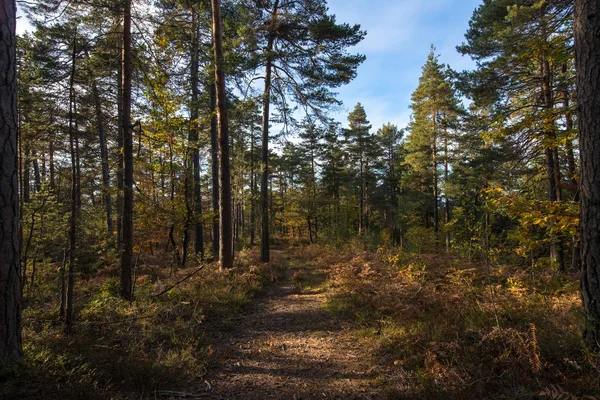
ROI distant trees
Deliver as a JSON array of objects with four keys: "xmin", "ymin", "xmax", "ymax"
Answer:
[
  {"xmin": 0, "ymin": 0, "xmax": 22, "ymax": 363},
  {"xmin": 404, "ymin": 48, "xmax": 461, "ymax": 248},
  {"xmin": 574, "ymin": 0, "xmax": 600, "ymax": 348},
  {"xmin": 248, "ymin": 0, "xmax": 366, "ymax": 262},
  {"xmin": 345, "ymin": 103, "xmax": 374, "ymax": 236},
  {"xmin": 376, "ymin": 123, "xmax": 404, "ymax": 245}
]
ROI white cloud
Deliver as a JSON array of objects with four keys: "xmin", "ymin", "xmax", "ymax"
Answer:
[
  {"xmin": 328, "ymin": 0, "xmax": 453, "ymax": 53},
  {"xmin": 324, "ymin": 0, "xmax": 480, "ymax": 132}
]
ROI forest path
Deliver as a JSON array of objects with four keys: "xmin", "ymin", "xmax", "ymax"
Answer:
[{"xmin": 198, "ymin": 250, "xmax": 382, "ymax": 400}]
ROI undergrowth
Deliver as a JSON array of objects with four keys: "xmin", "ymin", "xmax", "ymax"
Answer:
[
  {"xmin": 1, "ymin": 247, "xmax": 285, "ymax": 400},
  {"xmin": 4, "ymin": 240, "xmax": 600, "ymax": 399},
  {"xmin": 319, "ymin": 243, "xmax": 600, "ymax": 399}
]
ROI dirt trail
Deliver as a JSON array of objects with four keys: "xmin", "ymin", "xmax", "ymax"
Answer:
[{"xmin": 200, "ymin": 262, "xmax": 381, "ymax": 400}]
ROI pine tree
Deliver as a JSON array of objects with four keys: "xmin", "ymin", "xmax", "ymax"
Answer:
[
  {"xmin": 248, "ymin": 0, "xmax": 366, "ymax": 262},
  {"xmin": 575, "ymin": 0, "xmax": 600, "ymax": 348},
  {"xmin": 345, "ymin": 103, "xmax": 374, "ymax": 235},
  {"xmin": 376, "ymin": 123, "xmax": 404, "ymax": 245},
  {"xmin": 458, "ymin": 0, "xmax": 574, "ymax": 270},
  {"xmin": 0, "ymin": 0, "xmax": 22, "ymax": 364},
  {"xmin": 211, "ymin": 0, "xmax": 233, "ymax": 270},
  {"xmin": 404, "ymin": 48, "xmax": 461, "ymax": 245}
]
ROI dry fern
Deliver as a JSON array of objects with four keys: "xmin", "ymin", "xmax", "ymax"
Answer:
[{"xmin": 539, "ymin": 384, "xmax": 599, "ymax": 400}]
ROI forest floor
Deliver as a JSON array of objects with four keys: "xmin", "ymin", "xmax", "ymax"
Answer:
[
  {"xmin": 2, "ymin": 240, "xmax": 600, "ymax": 399},
  {"xmin": 198, "ymin": 250, "xmax": 380, "ymax": 399}
]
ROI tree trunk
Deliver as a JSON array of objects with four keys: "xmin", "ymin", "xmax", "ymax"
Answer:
[
  {"xmin": 93, "ymin": 80, "xmax": 113, "ymax": 243},
  {"xmin": 211, "ymin": 0, "xmax": 233, "ymax": 270},
  {"xmin": 120, "ymin": 0, "xmax": 134, "ymax": 300},
  {"xmin": 116, "ymin": 22, "xmax": 124, "ymax": 251},
  {"xmin": 190, "ymin": 9, "xmax": 204, "ymax": 261},
  {"xmin": 250, "ymin": 128, "xmax": 256, "ymax": 246},
  {"xmin": 432, "ymin": 117, "xmax": 439, "ymax": 239},
  {"xmin": 260, "ymin": 41, "xmax": 274, "ymax": 262},
  {"xmin": 444, "ymin": 127, "xmax": 450, "ymax": 253},
  {"xmin": 32, "ymin": 150, "xmax": 41, "ymax": 193},
  {"xmin": 48, "ymin": 133, "xmax": 55, "ymax": 191},
  {"xmin": 359, "ymin": 154, "xmax": 364, "ymax": 235},
  {"xmin": 561, "ymin": 68, "xmax": 581, "ymax": 271},
  {"xmin": 65, "ymin": 35, "xmax": 79, "ymax": 334},
  {"xmin": 575, "ymin": 0, "xmax": 600, "ymax": 348},
  {"xmin": 389, "ymin": 142, "xmax": 399, "ymax": 245},
  {"xmin": 23, "ymin": 144, "xmax": 30, "ymax": 203},
  {"xmin": 541, "ymin": 57, "xmax": 565, "ymax": 272},
  {"xmin": 0, "ymin": 0, "xmax": 22, "ymax": 363},
  {"xmin": 168, "ymin": 143, "xmax": 181, "ymax": 267},
  {"xmin": 260, "ymin": 1, "xmax": 279, "ymax": 262},
  {"xmin": 210, "ymin": 83, "xmax": 219, "ymax": 258}
]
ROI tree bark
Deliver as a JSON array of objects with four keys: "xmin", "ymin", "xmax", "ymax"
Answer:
[
  {"xmin": 210, "ymin": 83, "xmax": 219, "ymax": 258},
  {"xmin": 444, "ymin": 127, "xmax": 450, "ymax": 253},
  {"xmin": 561, "ymin": 67, "xmax": 581, "ymax": 271},
  {"xmin": 250, "ymin": 127, "xmax": 256, "ymax": 246},
  {"xmin": 116, "ymin": 15, "xmax": 124, "ymax": 251},
  {"xmin": 432, "ymin": 115, "xmax": 439, "ymax": 239},
  {"xmin": 93, "ymin": 80, "xmax": 113, "ymax": 243},
  {"xmin": 190, "ymin": 9, "xmax": 204, "ymax": 260},
  {"xmin": 120, "ymin": 0, "xmax": 134, "ymax": 300},
  {"xmin": 49, "ymin": 131, "xmax": 55, "ymax": 190},
  {"xmin": 260, "ymin": 1, "xmax": 279, "ymax": 263},
  {"xmin": 260, "ymin": 41, "xmax": 274, "ymax": 262},
  {"xmin": 0, "ymin": 0, "xmax": 22, "ymax": 363},
  {"xmin": 65, "ymin": 35, "xmax": 79, "ymax": 334},
  {"xmin": 211, "ymin": 0, "xmax": 233, "ymax": 270},
  {"xmin": 23, "ymin": 143, "xmax": 30, "ymax": 203},
  {"xmin": 32, "ymin": 150, "xmax": 41, "ymax": 193},
  {"xmin": 541, "ymin": 56, "xmax": 565, "ymax": 272},
  {"xmin": 575, "ymin": 0, "xmax": 600, "ymax": 348},
  {"xmin": 359, "ymin": 153, "xmax": 364, "ymax": 235}
]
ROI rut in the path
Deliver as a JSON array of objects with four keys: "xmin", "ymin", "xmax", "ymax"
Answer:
[{"xmin": 200, "ymin": 268, "xmax": 382, "ymax": 400}]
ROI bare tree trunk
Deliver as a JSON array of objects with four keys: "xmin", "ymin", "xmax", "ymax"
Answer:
[
  {"xmin": 168, "ymin": 142, "xmax": 181, "ymax": 267},
  {"xmin": 32, "ymin": 150, "xmax": 41, "ymax": 193},
  {"xmin": 190, "ymin": 9, "xmax": 204, "ymax": 260},
  {"xmin": 260, "ymin": 1, "xmax": 279, "ymax": 263},
  {"xmin": 23, "ymin": 144, "xmax": 30, "ymax": 203},
  {"xmin": 93, "ymin": 80, "xmax": 113, "ymax": 243},
  {"xmin": 432, "ymin": 121, "xmax": 439, "ymax": 240},
  {"xmin": 116, "ymin": 21, "xmax": 124, "ymax": 251},
  {"xmin": 120, "ymin": 0, "xmax": 134, "ymax": 300},
  {"xmin": 388, "ymin": 140, "xmax": 399, "ymax": 245},
  {"xmin": 211, "ymin": 0, "xmax": 233, "ymax": 270},
  {"xmin": 541, "ymin": 57, "xmax": 565, "ymax": 272},
  {"xmin": 0, "ymin": 0, "xmax": 22, "ymax": 363},
  {"xmin": 65, "ymin": 35, "xmax": 79, "ymax": 334},
  {"xmin": 261, "ymin": 43, "xmax": 274, "ymax": 262},
  {"xmin": 49, "ymin": 129, "xmax": 55, "ymax": 190},
  {"xmin": 575, "ymin": 0, "xmax": 600, "ymax": 348},
  {"xmin": 210, "ymin": 83, "xmax": 219, "ymax": 258},
  {"xmin": 250, "ymin": 128, "xmax": 256, "ymax": 246},
  {"xmin": 444, "ymin": 127, "xmax": 450, "ymax": 253},
  {"xmin": 561, "ymin": 67, "xmax": 581, "ymax": 271}
]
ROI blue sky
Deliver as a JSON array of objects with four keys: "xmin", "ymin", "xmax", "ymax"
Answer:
[
  {"xmin": 16, "ymin": 0, "xmax": 483, "ymax": 133},
  {"xmin": 326, "ymin": 0, "xmax": 483, "ymax": 131}
]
